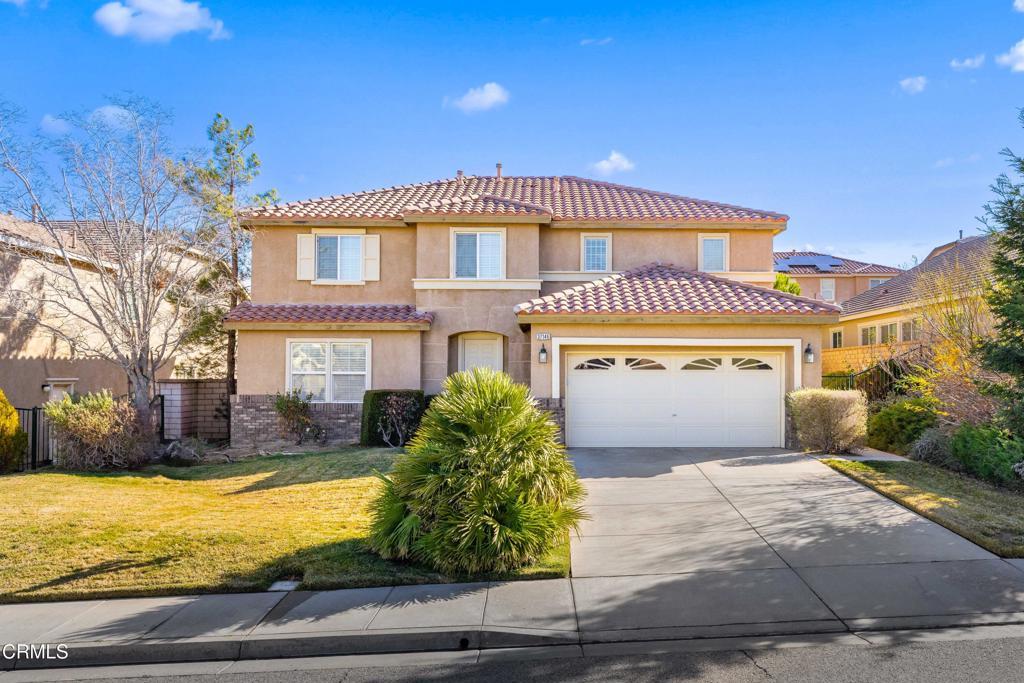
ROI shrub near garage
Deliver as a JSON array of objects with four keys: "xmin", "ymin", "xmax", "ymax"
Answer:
[
  {"xmin": 867, "ymin": 397, "xmax": 938, "ymax": 455},
  {"xmin": 360, "ymin": 390, "xmax": 426, "ymax": 447},
  {"xmin": 787, "ymin": 388, "xmax": 867, "ymax": 454},
  {"xmin": 368, "ymin": 368, "xmax": 585, "ymax": 574}
]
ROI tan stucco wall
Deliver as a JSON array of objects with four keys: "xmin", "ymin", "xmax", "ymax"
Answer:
[
  {"xmin": 792, "ymin": 275, "xmax": 892, "ymax": 306},
  {"xmin": 524, "ymin": 322, "xmax": 826, "ymax": 398},
  {"xmin": 414, "ymin": 222, "xmax": 540, "ymax": 280},
  {"xmin": 0, "ymin": 358, "xmax": 129, "ymax": 408},
  {"xmin": 824, "ymin": 307, "xmax": 920, "ymax": 350},
  {"xmin": 415, "ymin": 288, "xmax": 534, "ymax": 393},
  {"xmin": 235, "ymin": 329, "xmax": 422, "ymax": 395},
  {"xmin": 538, "ymin": 228, "xmax": 775, "ymax": 273},
  {"xmin": 248, "ymin": 225, "xmax": 416, "ymax": 304}
]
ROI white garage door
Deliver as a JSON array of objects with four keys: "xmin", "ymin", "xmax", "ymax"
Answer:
[{"xmin": 566, "ymin": 352, "xmax": 784, "ymax": 447}]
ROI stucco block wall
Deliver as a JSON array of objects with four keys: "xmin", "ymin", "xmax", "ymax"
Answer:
[
  {"xmin": 159, "ymin": 379, "xmax": 229, "ymax": 442},
  {"xmin": 248, "ymin": 225, "xmax": 417, "ymax": 304},
  {"xmin": 235, "ymin": 329, "xmax": 422, "ymax": 395},
  {"xmin": 524, "ymin": 322, "xmax": 826, "ymax": 398},
  {"xmin": 415, "ymin": 288, "xmax": 533, "ymax": 394}
]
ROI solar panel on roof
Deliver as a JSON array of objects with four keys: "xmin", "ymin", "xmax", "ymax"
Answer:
[{"xmin": 775, "ymin": 255, "xmax": 844, "ymax": 272}]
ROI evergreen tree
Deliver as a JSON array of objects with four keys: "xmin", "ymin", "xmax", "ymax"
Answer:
[
  {"xmin": 773, "ymin": 272, "xmax": 802, "ymax": 295},
  {"xmin": 979, "ymin": 110, "xmax": 1024, "ymax": 434}
]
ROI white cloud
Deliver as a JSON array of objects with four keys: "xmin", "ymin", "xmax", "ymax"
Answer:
[
  {"xmin": 898, "ymin": 76, "xmax": 928, "ymax": 94},
  {"xmin": 0, "ymin": 0, "xmax": 28, "ymax": 7},
  {"xmin": 950, "ymin": 54, "xmax": 985, "ymax": 70},
  {"xmin": 446, "ymin": 82, "xmax": 510, "ymax": 113},
  {"xmin": 997, "ymin": 39, "xmax": 1024, "ymax": 72},
  {"xmin": 90, "ymin": 104, "xmax": 132, "ymax": 127},
  {"xmin": 580, "ymin": 37, "xmax": 613, "ymax": 46},
  {"xmin": 590, "ymin": 150, "xmax": 635, "ymax": 176},
  {"xmin": 39, "ymin": 114, "xmax": 70, "ymax": 135},
  {"xmin": 94, "ymin": 0, "xmax": 230, "ymax": 42},
  {"xmin": 1015, "ymin": 0, "xmax": 1024, "ymax": 11},
  {"xmin": 933, "ymin": 153, "xmax": 982, "ymax": 169},
  {"xmin": 933, "ymin": 157, "xmax": 955, "ymax": 168}
]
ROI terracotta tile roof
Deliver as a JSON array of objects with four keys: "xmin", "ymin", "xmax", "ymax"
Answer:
[
  {"xmin": 224, "ymin": 303, "xmax": 434, "ymax": 326},
  {"xmin": 245, "ymin": 175, "xmax": 788, "ymax": 224},
  {"xmin": 515, "ymin": 263, "xmax": 839, "ymax": 317},
  {"xmin": 773, "ymin": 250, "xmax": 903, "ymax": 275},
  {"xmin": 841, "ymin": 234, "xmax": 993, "ymax": 315}
]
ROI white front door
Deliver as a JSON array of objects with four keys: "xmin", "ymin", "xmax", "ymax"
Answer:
[
  {"xmin": 460, "ymin": 335, "xmax": 502, "ymax": 372},
  {"xmin": 566, "ymin": 353, "xmax": 784, "ymax": 447}
]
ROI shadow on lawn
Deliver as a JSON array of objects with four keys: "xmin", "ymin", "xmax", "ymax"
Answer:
[
  {"xmin": 12, "ymin": 556, "xmax": 176, "ymax": 596},
  {"xmin": 48, "ymin": 448, "xmax": 402, "ymax": 494}
]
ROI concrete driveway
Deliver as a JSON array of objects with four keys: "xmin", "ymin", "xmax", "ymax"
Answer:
[{"xmin": 569, "ymin": 448, "xmax": 1024, "ymax": 641}]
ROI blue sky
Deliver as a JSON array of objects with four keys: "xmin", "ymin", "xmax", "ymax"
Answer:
[{"xmin": 2, "ymin": 0, "xmax": 1024, "ymax": 267}]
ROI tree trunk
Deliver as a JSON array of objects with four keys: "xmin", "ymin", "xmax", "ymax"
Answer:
[
  {"xmin": 226, "ymin": 227, "xmax": 238, "ymax": 397},
  {"xmin": 129, "ymin": 368, "xmax": 157, "ymax": 455}
]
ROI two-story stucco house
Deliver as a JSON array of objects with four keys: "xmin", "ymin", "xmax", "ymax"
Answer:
[{"xmin": 225, "ymin": 172, "xmax": 840, "ymax": 448}]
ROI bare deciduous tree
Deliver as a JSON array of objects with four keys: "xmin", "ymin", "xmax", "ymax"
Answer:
[{"xmin": 0, "ymin": 98, "xmax": 229, "ymax": 437}]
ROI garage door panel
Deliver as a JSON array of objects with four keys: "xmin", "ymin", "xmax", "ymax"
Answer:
[{"xmin": 567, "ymin": 352, "xmax": 783, "ymax": 448}]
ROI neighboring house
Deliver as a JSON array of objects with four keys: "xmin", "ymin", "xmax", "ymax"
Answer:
[
  {"xmin": 225, "ymin": 172, "xmax": 840, "ymax": 448},
  {"xmin": 0, "ymin": 214, "xmax": 178, "ymax": 407},
  {"xmin": 821, "ymin": 234, "xmax": 993, "ymax": 374},
  {"xmin": 773, "ymin": 250, "xmax": 902, "ymax": 303}
]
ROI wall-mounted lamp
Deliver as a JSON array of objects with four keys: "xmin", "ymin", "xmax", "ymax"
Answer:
[
  {"xmin": 803, "ymin": 343, "xmax": 815, "ymax": 364},
  {"xmin": 538, "ymin": 343, "xmax": 548, "ymax": 364},
  {"xmin": 41, "ymin": 383, "xmax": 52, "ymax": 393}
]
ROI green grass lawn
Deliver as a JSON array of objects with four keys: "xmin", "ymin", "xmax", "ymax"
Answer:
[
  {"xmin": 0, "ymin": 448, "xmax": 569, "ymax": 604},
  {"xmin": 824, "ymin": 459, "xmax": 1024, "ymax": 557}
]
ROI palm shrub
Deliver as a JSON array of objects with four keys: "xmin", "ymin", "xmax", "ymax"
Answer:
[
  {"xmin": 368, "ymin": 368, "xmax": 586, "ymax": 574},
  {"xmin": 0, "ymin": 389, "xmax": 28, "ymax": 473}
]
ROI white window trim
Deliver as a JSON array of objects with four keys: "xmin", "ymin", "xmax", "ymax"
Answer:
[
  {"xmin": 580, "ymin": 233, "xmax": 613, "ymax": 273},
  {"xmin": 858, "ymin": 324, "xmax": 878, "ymax": 346},
  {"xmin": 819, "ymin": 278, "xmax": 837, "ymax": 303},
  {"xmin": 879, "ymin": 321, "xmax": 899, "ymax": 344},
  {"xmin": 457, "ymin": 332, "xmax": 504, "ymax": 372},
  {"xmin": 450, "ymin": 227, "xmax": 506, "ymax": 280},
  {"xmin": 698, "ymin": 233, "xmax": 730, "ymax": 272},
  {"xmin": 899, "ymin": 317, "xmax": 922, "ymax": 342},
  {"xmin": 285, "ymin": 338, "xmax": 372, "ymax": 404},
  {"xmin": 868, "ymin": 277, "xmax": 888, "ymax": 288},
  {"xmin": 830, "ymin": 328, "xmax": 843, "ymax": 349},
  {"xmin": 314, "ymin": 234, "xmax": 365, "ymax": 285}
]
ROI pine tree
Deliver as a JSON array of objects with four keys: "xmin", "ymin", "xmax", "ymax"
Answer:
[{"xmin": 979, "ymin": 110, "xmax": 1024, "ymax": 434}]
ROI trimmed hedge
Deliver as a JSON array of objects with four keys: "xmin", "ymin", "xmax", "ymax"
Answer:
[{"xmin": 360, "ymin": 390, "xmax": 426, "ymax": 446}]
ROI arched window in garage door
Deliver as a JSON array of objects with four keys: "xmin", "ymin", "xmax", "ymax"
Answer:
[
  {"xmin": 681, "ymin": 357, "xmax": 723, "ymax": 370},
  {"xmin": 573, "ymin": 357, "xmax": 616, "ymax": 370},
  {"xmin": 626, "ymin": 358, "xmax": 666, "ymax": 370},
  {"xmin": 732, "ymin": 357, "xmax": 773, "ymax": 371}
]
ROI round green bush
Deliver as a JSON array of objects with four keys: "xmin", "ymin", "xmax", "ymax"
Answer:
[
  {"xmin": 951, "ymin": 423, "xmax": 1024, "ymax": 486},
  {"xmin": 867, "ymin": 397, "xmax": 938, "ymax": 455},
  {"xmin": 0, "ymin": 389, "xmax": 28, "ymax": 473},
  {"xmin": 368, "ymin": 368, "xmax": 586, "ymax": 574}
]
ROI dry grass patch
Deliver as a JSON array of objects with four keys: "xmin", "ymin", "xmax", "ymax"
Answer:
[
  {"xmin": 824, "ymin": 459, "xmax": 1024, "ymax": 557},
  {"xmin": 0, "ymin": 448, "xmax": 568, "ymax": 603}
]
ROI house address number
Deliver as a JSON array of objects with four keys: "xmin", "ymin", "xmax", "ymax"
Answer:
[{"xmin": 535, "ymin": 333, "xmax": 551, "ymax": 340}]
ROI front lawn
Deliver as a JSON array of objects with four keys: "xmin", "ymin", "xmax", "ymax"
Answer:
[
  {"xmin": 0, "ymin": 448, "xmax": 569, "ymax": 603},
  {"xmin": 824, "ymin": 459, "xmax": 1024, "ymax": 557}
]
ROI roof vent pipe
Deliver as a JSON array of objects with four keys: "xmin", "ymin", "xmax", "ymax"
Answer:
[
  {"xmin": 495, "ymin": 162, "xmax": 502, "ymax": 179},
  {"xmin": 456, "ymin": 169, "xmax": 464, "ymax": 186}
]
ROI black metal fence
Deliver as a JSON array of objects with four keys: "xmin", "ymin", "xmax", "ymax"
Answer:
[
  {"xmin": 822, "ymin": 344, "xmax": 928, "ymax": 402},
  {"xmin": 15, "ymin": 407, "xmax": 55, "ymax": 471}
]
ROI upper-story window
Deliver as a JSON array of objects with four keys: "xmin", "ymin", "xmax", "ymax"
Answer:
[
  {"xmin": 316, "ymin": 235, "xmax": 363, "ymax": 282},
  {"xmin": 453, "ymin": 230, "xmax": 503, "ymax": 279},
  {"xmin": 902, "ymin": 318, "xmax": 922, "ymax": 342},
  {"xmin": 581, "ymin": 234, "xmax": 611, "ymax": 272},
  {"xmin": 699, "ymin": 234, "xmax": 728, "ymax": 272},
  {"xmin": 820, "ymin": 278, "xmax": 836, "ymax": 302},
  {"xmin": 868, "ymin": 278, "xmax": 888, "ymax": 288}
]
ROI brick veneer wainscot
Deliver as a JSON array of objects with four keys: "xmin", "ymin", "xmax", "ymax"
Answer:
[{"xmin": 230, "ymin": 395, "xmax": 361, "ymax": 448}]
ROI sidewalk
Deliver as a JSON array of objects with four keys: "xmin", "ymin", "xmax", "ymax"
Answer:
[{"xmin": 0, "ymin": 580, "xmax": 579, "ymax": 670}]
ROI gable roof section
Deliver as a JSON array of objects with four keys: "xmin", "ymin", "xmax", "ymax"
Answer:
[
  {"xmin": 840, "ymin": 234, "xmax": 993, "ymax": 315},
  {"xmin": 773, "ymin": 250, "xmax": 903, "ymax": 276},
  {"xmin": 244, "ymin": 175, "xmax": 788, "ymax": 225},
  {"xmin": 515, "ymin": 263, "xmax": 839, "ymax": 318}
]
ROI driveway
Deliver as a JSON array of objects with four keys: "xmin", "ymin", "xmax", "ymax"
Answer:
[{"xmin": 569, "ymin": 448, "xmax": 1024, "ymax": 640}]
